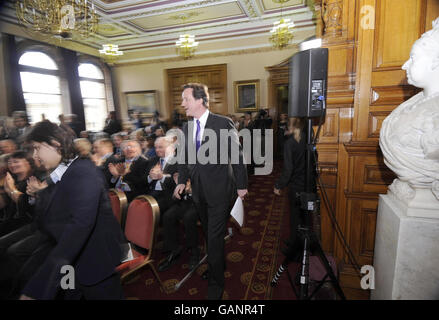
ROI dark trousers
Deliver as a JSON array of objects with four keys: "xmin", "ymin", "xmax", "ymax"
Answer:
[
  {"xmin": 0, "ymin": 224, "xmax": 53, "ymax": 299},
  {"xmin": 286, "ymin": 188, "xmax": 307, "ymax": 260},
  {"xmin": 0, "ymin": 215, "xmax": 32, "ymax": 238},
  {"xmin": 162, "ymin": 200, "xmax": 198, "ymax": 253},
  {"xmin": 194, "ymin": 199, "xmax": 230, "ymax": 300},
  {"xmin": 148, "ymin": 190, "xmax": 175, "ymax": 215},
  {"xmin": 61, "ymin": 272, "xmax": 124, "ymax": 300}
]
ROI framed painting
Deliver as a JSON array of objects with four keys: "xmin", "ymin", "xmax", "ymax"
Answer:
[
  {"xmin": 125, "ymin": 90, "xmax": 158, "ymax": 117},
  {"xmin": 234, "ymin": 79, "xmax": 260, "ymax": 112}
]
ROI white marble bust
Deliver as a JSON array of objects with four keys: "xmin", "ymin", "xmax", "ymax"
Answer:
[{"xmin": 380, "ymin": 18, "xmax": 439, "ymax": 217}]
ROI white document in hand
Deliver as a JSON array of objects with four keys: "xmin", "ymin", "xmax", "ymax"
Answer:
[{"xmin": 230, "ymin": 197, "xmax": 244, "ymax": 227}]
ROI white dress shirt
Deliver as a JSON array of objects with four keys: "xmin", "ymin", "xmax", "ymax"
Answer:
[
  {"xmin": 148, "ymin": 155, "xmax": 172, "ymax": 191},
  {"xmin": 192, "ymin": 109, "xmax": 210, "ymax": 145}
]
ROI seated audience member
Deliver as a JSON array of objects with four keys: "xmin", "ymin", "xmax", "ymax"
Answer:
[
  {"xmin": 131, "ymin": 112, "xmax": 143, "ymax": 130},
  {"xmin": 109, "ymin": 140, "xmax": 149, "ymax": 202},
  {"xmin": 153, "ymin": 126, "xmax": 165, "ymax": 138},
  {"xmin": 0, "ymin": 151, "xmax": 36, "ymax": 237},
  {"xmin": 65, "ymin": 114, "xmax": 81, "ymax": 137},
  {"xmin": 150, "ymin": 111, "xmax": 168, "ymax": 133},
  {"xmin": 73, "ymin": 138, "xmax": 92, "ymax": 158},
  {"xmin": 9, "ymin": 111, "xmax": 31, "ymax": 146},
  {"xmin": 144, "ymin": 134, "xmax": 157, "ymax": 158},
  {"xmin": 158, "ymin": 178, "xmax": 199, "ymax": 272},
  {"xmin": 0, "ymin": 139, "xmax": 17, "ymax": 156},
  {"xmin": 111, "ymin": 133, "xmax": 124, "ymax": 158},
  {"xmin": 79, "ymin": 131, "xmax": 90, "ymax": 140},
  {"xmin": 230, "ymin": 114, "xmax": 240, "ymax": 130},
  {"xmin": 103, "ymin": 111, "xmax": 122, "ymax": 136},
  {"xmin": 92, "ymin": 138, "xmax": 118, "ymax": 187},
  {"xmin": 0, "ymin": 174, "xmax": 52, "ymax": 299},
  {"xmin": 58, "ymin": 114, "xmax": 77, "ymax": 138},
  {"xmin": 146, "ymin": 136, "xmax": 178, "ymax": 213},
  {"xmin": 17, "ymin": 120, "xmax": 125, "ymax": 300}
]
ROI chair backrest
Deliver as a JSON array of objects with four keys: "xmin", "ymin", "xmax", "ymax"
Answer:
[
  {"xmin": 109, "ymin": 188, "xmax": 128, "ymax": 229},
  {"xmin": 124, "ymin": 195, "xmax": 160, "ymax": 258}
]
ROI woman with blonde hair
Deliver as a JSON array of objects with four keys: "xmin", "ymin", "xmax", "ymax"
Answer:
[{"xmin": 274, "ymin": 117, "xmax": 315, "ymax": 261}]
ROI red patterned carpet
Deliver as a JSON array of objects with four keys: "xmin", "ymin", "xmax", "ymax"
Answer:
[{"xmin": 122, "ymin": 163, "xmax": 337, "ymax": 300}]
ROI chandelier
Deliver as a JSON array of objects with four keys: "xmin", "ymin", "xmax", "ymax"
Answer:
[
  {"xmin": 269, "ymin": 18, "xmax": 295, "ymax": 49},
  {"xmin": 15, "ymin": 0, "xmax": 98, "ymax": 39},
  {"xmin": 99, "ymin": 44, "xmax": 123, "ymax": 65},
  {"xmin": 269, "ymin": 0, "xmax": 295, "ymax": 49},
  {"xmin": 176, "ymin": 34, "xmax": 199, "ymax": 59}
]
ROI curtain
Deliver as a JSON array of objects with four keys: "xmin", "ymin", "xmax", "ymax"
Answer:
[
  {"xmin": 60, "ymin": 48, "xmax": 86, "ymax": 133},
  {"xmin": 4, "ymin": 34, "xmax": 26, "ymax": 115}
]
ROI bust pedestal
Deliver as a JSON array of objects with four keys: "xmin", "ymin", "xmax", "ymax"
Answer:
[{"xmin": 372, "ymin": 194, "xmax": 439, "ymax": 300}]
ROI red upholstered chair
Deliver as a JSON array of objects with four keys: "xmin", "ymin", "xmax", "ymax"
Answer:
[
  {"xmin": 109, "ymin": 189, "xmax": 128, "ymax": 230},
  {"xmin": 116, "ymin": 195, "xmax": 167, "ymax": 293}
]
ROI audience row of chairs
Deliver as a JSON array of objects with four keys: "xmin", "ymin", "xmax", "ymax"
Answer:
[
  {"xmin": 109, "ymin": 189, "xmax": 168, "ymax": 293},
  {"xmin": 109, "ymin": 188, "xmax": 242, "ymax": 296}
]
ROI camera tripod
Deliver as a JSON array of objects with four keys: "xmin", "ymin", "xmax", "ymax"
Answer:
[{"xmin": 271, "ymin": 118, "xmax": 345, "ymax": 300}]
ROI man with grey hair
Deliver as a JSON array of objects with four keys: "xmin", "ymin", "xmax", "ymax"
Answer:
[
  {"xmin": 109, "ymin": 139, "xmax": 149, "ymax": 201},
  {"xmin": 146, "ymin": 136, "xmax": 178, "ymax": 212}
]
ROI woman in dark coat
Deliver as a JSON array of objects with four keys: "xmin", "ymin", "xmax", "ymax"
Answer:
[
  {"xmin": 19, "ymin": 120, "xmax": 125, "ymax": 300},
  {"xmin": 274, "ymin": 117, "xmax": 316, "ymax": 260}
]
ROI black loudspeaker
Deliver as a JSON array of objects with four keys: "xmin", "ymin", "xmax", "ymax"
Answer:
[{"xmin": 288, "ymin": 48, "xmax": 328, "ymax": 118}]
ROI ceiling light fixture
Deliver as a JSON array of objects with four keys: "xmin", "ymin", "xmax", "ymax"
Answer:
[
  {"xmin": 175, "ymin": 13, "xmax": 199, "ymax": 59},
  {"xmin": 99, "ymin": 44, "xmax": 123, "ymax": 65},
  {"xmin": 176, "ymin": 34, "xmax": 199, "ymax": 60},
  {"xmin": 269, "ymin": 0, "xmax": 295, "ymax": 49}
]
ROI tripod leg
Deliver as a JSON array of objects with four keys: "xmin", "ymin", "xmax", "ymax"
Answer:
[
  {"xmin": 311, "ymin": 234, "xmax": 346, "ymax": 300},
  {"xmin": 298, "ymin": 235, "xmax": 310, "ymax": 300}
]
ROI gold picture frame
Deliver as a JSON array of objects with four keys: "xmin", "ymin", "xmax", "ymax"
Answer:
[
  {"xmin": 234, "ymin": 79, "xmax": 260, "ymax": 112},
  {"xmin": 125, "ymin": 90, "xmax": 158, "ymax": 117}
]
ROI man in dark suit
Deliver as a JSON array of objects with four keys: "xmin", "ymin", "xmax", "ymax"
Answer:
[
  {"xmin": 174, "ymin": 83, "xmax": 248, "ymax": 300},
  {"xmin": 8, "ymin": 111, "xmax": 32, "ymax": 146},
  {"xmin": 109, "ymin": 140, "xmax": 149, "ymax": 202},
  {"xmin": 20, "ymin": 120, "xmax": 125, "ymax": 300},
  {"xmin": 92, "ymin": 138, "xmax": 119, "ymax": 188},
  {"xmin": 146, "ymin": 136, "xmax": 178, "ymax": 213}
]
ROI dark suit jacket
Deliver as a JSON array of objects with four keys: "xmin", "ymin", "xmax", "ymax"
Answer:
[
  {"xmin": 146, "ymin": 156, "xmax": 178, "ymax": 194},
  {"xmin": 99, "ymin": 154, "xmax": 119, "ymax": 188},
  {"xmin": 110, "ymin": 156, "xmax": 149, "ymax": 201},
  {"xmin": 178, "ymin": 113, "xmax": 248, "ymax": 206},
  {"xmin": 22, "ymin": 158, "xmax": 125, "ymax": 300}
]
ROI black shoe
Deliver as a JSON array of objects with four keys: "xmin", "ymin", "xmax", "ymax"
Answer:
[
  {"xmin": 188, "ymin": 248, "xmax": 200, "ymax": 270},
  {"xmin": 201, "ymin": 269, "xmax": 209, "ymax": 280},
  {"xmin": 158, "ymin": 250, "xmax": 182, "ymax": 272}
]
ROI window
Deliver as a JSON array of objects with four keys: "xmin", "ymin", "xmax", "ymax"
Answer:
[
  {"xmin": 78, "ymin": 63, "xmax": 108, "ymax": 131},
  {"xmin": 19, "ymin": 51, "xmax": 62, "ymax": 124}
]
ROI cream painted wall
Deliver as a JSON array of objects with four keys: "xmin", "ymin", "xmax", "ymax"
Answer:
[{"xmin": 113, "ymin": 48, "xmax": 298, "ymax": 121}]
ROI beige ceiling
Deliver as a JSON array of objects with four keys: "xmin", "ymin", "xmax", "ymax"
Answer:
[{"xmin": 0, "ymin": 0, "xmax": 318, "ymax": 64}]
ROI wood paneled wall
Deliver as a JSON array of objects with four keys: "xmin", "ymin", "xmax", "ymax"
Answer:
[
  {"xmin": 166, "ymin": 64, "xmax": 227, "ymax": 116},
  {"xmin": 324, "ymin": 0, "xmax": 437, "ymax": 299},
  {"xmin": 268, "ymin": 0, "xmax": 438, "ymax": 299}
]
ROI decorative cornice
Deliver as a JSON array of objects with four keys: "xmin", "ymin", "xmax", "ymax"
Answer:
[
  {"xmin": 107, "ymin": 0, "xmax": 222, "ymax": 18},
  {"xmin": 115, "ymin": 43, "xmax": 299, "ymax": 66},
  {"xmin": 239, "ymin": 0, "xmax": 261, "ymax": 18}
]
